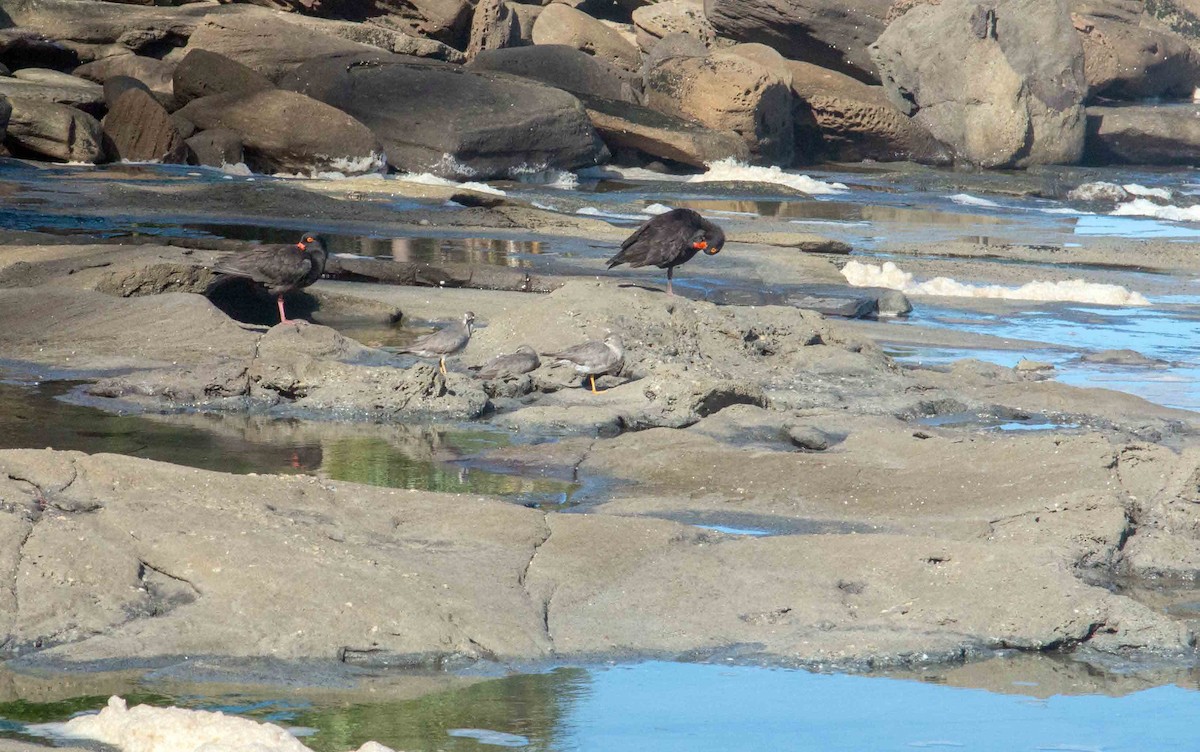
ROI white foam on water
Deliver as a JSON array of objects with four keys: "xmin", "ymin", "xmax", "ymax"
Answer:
[
  {"xmin": 430, "ymin": 153, "xmax": 478, "ymax": 177},
  {"xmin": 688, "ymin": 158, "xmax": 848, "ymax": 195},
  {"xmin": 37, "ymin": 696, "xmax": 396, "ymax": 752},
  {"xmin": 576, "ymin": 165, "xmax": 691, "ymax": 182},
  {"xmin": 643, "ymin": 203, "xmax": 674, "ymax": 215},
  {"xmin": 1123, "ymin": 183, "xmax": 1172, "ymax": 200},
  {"xmin": 841, "ymin": 260, "xmax": 1150, "ymax": 306},
  {"xmin": 1036, "ymin": 207, "xmax": 1094, "ymax": 215},
  {"xmin": 1112, "ymin": 198, "xmax": 1200, "ymax": 222},
  {"xmin": 273, "ymin": 153, "xmax": 389, "ymax": 180},
  {"xmin": 946, "ymin": 193, "xmax": 1001, "ymax": 208},
  {"xmin": 395, "ymin": 172, "xmax": 507, "ymax": 196},
  {"xmin": 576, "ymin": 206, "xmax": 647, "ymax": 221},
  {"xmin": 508, "ymin": 165, "xmax": 579, "ymax": 189}
]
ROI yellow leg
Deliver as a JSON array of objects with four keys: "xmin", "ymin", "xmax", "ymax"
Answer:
[
  {"xmin": 439, "ymin": 357, "xmax": 447, "ymax": 376},
  {"xmin": 590, "ymin": 375, "xmax": 597, "ymax": 394}
]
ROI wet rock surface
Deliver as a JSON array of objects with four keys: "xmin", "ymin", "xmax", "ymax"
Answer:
[{"xmin": 872, "ymin": 0, "xmax": 1086, "ymax": 168}]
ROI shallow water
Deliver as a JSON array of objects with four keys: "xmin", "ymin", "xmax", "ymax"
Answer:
[
  {"xmin": 10, "ymin": 660, "xmax": 1200, "ymax": 751},
  {"xmin": 0, "ymin": 378, "xmax": 578, "ymax": 507}
]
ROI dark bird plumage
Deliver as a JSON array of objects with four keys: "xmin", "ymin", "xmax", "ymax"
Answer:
[
  {"xmin": 400, "ymin": 311, "xmax": 475, "ymax": 375},
  {"xmin": 545, "ymin": 334, "xmax": 624, "ymax": 394},
  {"xmin": 606, "ymin": 208, "xmax": 725, "ymax": 295},
  {"xmin": 472, "ymin": 345, "xmax": 541, "ymax": 380},
  {"xmin": 210, "ymin": 233, "xmax": 327, "ymax": 324}
]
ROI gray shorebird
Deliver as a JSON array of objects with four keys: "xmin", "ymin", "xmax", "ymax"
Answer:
[
  {"xmin": 472, "ymin": 345, "xmax": 541, "ymax": 380},
  {"xmin": 209, "ymin": 232, "xmax": 327, "ymax": 323},
  {"xmin": 400, "ymin": 311, "xmax": 475, "ymax": 375},
  {"xmin": 607, "ymin": 208, "xmax": 725, "ymax": 296},
  {"xmin": 545, "ymin": 334, "xmax": 624, "ymax": 394}
]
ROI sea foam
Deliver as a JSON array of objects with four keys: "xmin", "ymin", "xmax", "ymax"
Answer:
[
  {"xmin": 946, "ymin": 193, "xmax": 1001, "ymax": 208},
  {"xmin": 688, "ymin": 158, "xmax": 848, "ymax": 195},
  {"xmin": 1111, "ymin": 198, "xmax": 1200, "ymax": 222},
  {"xmin": 842, "ymin": 260, "xmax": 1150, "ymax": 306},
  {"xmin": 395, "ymin": 172, "xmax": 507, "ymax": 196},
  {"xmin": 42, "ymin": 696, "xmax": 395, "ymax": 752}
]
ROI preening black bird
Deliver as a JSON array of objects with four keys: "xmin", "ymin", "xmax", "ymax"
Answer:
[
  {"xmin": 606, "ymin": 208, "xmax": 725, "ymax": 295},
  {"xmin": 209, "ymin": 233, "xmax": 328, "ymax": 324}
]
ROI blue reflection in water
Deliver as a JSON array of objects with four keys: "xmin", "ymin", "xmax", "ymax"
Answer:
[
  {"xmin": 1073, "ymin": 214, "xmax": 1200, "ymax": 239},
  {"xmin": 568, "ymin": 663, "xmax": 1199, "ymax": 752},
  {"xmin": 887, "ymin": 301, "xmax": 1200, "ymax": 411}
]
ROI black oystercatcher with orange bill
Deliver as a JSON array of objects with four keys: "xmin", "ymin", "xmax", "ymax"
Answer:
[
  {"xmin": 210, "ymin": 233, "xmax": 328, "ymax": 324},
  {"xmin": 606, "ymin": 208, "xmax": 725, "ymax": 295}
]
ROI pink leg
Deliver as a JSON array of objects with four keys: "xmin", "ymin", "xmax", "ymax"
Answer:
[
  {"xmin": 666, "ymin": 268, "xmax": 674, "ymax": 297},
  {"xmin": 276, "ymin": 295, "xmax": 290, "ymax": 324}
]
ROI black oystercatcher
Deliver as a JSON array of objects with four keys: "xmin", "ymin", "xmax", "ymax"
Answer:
[
  {"xmin": 607, "ymin": 208, "xmax": 725, "ymax": 295},
  {"xmin": 210, "ymin": 233, "xmax": 327, "ymax": 324},
  {"xmin": 545, "ymin": 334, "xmax": 624, "ymax": 394},
  {"xmin": 400, "ymin": 311, "xmax": 475, "ymax": 375},
  {"xmin": 472, "ymin": 345, "xmax": 541, "ymax": 380}
]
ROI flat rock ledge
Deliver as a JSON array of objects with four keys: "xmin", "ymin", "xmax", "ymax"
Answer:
[{"xmin": 0, "ymin": 445, "xmax": 1193, "ymax": 671}]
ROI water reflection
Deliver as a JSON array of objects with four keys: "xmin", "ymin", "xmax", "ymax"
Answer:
[
  {"xmin": 184, "ymin": 224, "xmax": 550, "ymax": 269},
  {"xmin": 0, "ymin": 380, "xmax": 577, "ymax": 505},
  {"xmin": 9, "ymin": 660, "xmax": 1200, "ymax": 751}
]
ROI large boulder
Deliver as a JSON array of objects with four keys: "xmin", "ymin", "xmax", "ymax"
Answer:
[
  {"xmin": 705, "ymin": 0, "xmax": 891, "ymax": 82},
  {"xmin": 0, "ymin": 68, "xmax": 104, "ymax": 116},
  {"xmin": 183, "ymin": 13, "xmax": 384, "ymax": 82},
  {"xmin": 509, "ymin": 2, "xmax": 543, "ymax": 44},
  {"xmin": 579, "ymin": 93, "xmax": 750, "ymax": 167},
  {"xmin": 643, "ymin": 49, "xmax": 794, "ymax": 165},
  {"xmin": 378, "ymin": 0, "xmax": 476, "ymax": 46},
  {"xmin": 532, "ymin": 4, "xmax": 643, "ymax": 72},
  {"xmin": 311, "ymin": 16, "xmax": 466, "ymax": 63},
  {"xmin": 172, "ymin": 49, "xmax": 274, "ymax": 107},
  {"xmin": 0, "ymin": 0, "xmax": 222, "ymax": 60},
  {"xmin": 278, "ymin": 53, "xmax": 608, "ymax": 178},
  {"xmin": 1073, "ymin": 3, "xmax": 1200, "ymax": 100},
  {"xmin": 871, "ymin": 0, "xmax": 1086, "ymax": 168},
  {"xmin": 468, "ymin": 45, "xmax": 640, "ymax": 103},
  {"xmin": 787, "ymin": 59, "xmax": 950, "ymax": 164},
  {"xmin": 632, "ymin": 0, "xmax": 716, "ymax": 52},
  {"xmin": 465, "ymin": 0, "xmax": 520, "ymax": 60},
  {"xmin": 0, "ymin": 0, "xmax": 471, "ymax": 57},
  {"xmin": 72, "ymin": 53, "xmax": 175, "ymax": 99},
  {"xmin": 4, "ymin": 97, "xmax": 104, "ymax": 162},
  {"xmin": 186, "ymin": 127, "xmax": 244, "ymax": 168},
  {"xmin": 174, "ymin": 89, "xmax": 385, "ymax": 176},
  {"xmin": 1084, "ymin": 104, "xmax": 1200, "ymax": 164},
  {"xmin": 101, "ymin": 87, "xmax": 188, "ymax": 164}
]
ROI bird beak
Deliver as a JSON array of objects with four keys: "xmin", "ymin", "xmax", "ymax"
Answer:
[
  {"xmin": 691, "ymin": 240, "xmax": 708, "ymax": 251},
  {"xmin": 297, "ymin": 242, "xmax": 307, "ymax": 251}
]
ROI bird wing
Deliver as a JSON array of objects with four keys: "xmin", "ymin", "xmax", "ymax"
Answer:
[
  {"xmin": 213, "ymin": 247, "xmax": 313, "ymax": 287},
  {"xmin": 607, "ymin": 209, "xmax": 701, "ymax": 269},
  {"xmin": 546, "ymin": 340, "xmax": 610, "ymax": 366},
  {"xmin": 401, "ymin": 324, "xmax": 465, "ymax": 355}
]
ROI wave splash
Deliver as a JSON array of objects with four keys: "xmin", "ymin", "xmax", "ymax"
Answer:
[{"xmin": 842, "ymin": 260, "xmax": 1150, "ymax": 306}]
